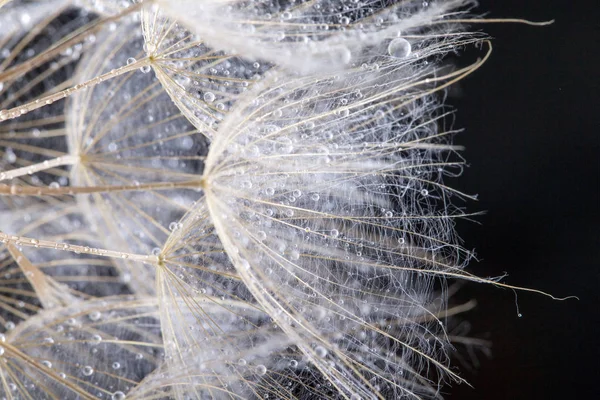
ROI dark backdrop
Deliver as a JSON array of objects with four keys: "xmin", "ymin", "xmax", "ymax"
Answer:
[{"xmin": 445, "ymin": 1, "xmax": 598, "ymax": 399}]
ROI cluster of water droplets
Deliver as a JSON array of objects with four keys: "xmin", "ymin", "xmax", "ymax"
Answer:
[{"xmin": 0, "ymin": 0, "xmax": 492, "ymax": 398}]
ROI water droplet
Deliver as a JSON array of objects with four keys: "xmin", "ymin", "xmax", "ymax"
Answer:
[
  {"xmin": 82, "ymin": 366, "xmax": 94, "ymax": 376},
  {"xmin": 112, "ymin": 391, "xmax": 126, "ymax": 400},
  {"xmin": 140, "ymin": 65, "xmax": 151, "ymax": 74},
  {"xmin": 315, "ymin": 346, "xmax": 328, "ymax": 357},
  {"xmin": 91, "ymin": 334, "xmax": 102, "ymax": 344},
  {"xmin": 255, "ymin": 364, "xmax": 267, "ymax": 375},
  {"xmin": 203, "ymin": 92, "xmax": 215, "ymax": 103},
  {"xmin": 126, "ymin": 57, "xmax": 136, "ymax": 65},
  {"xmin": 388, "ymin": 38, "xmax": 411, "ymax": 59},
  {"xmin": 89, "ymin": 311, "xmax": 101, "ymax": 321}
]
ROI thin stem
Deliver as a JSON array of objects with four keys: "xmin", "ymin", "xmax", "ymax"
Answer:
[
  {"xmin": 0, "ymin": 155, "xmax": 79, "ymax": 181},
  {"xmin": 0, "ymin": 179, "xmax": 204, "ymax": 196},
  {"xmin": 0, "ymin": 58, "xmax": 150, "ymax": 122},
  {"xmin": 0, "ymin": 231, "xmax": 158, "ymax": 265}
]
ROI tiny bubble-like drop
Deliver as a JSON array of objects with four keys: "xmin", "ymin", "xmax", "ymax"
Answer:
[
  {"xmin": 255, "ymin": 364, "xmax": 267, "ymax": 375},
  {"xmin": 388, "ymin": 38, "xmax": 411, "ymax": 59}
]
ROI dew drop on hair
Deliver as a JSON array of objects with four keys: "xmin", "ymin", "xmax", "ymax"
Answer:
[{"xmin": 388, "ymin": 38, "xmax": 411, "ymax": 59}]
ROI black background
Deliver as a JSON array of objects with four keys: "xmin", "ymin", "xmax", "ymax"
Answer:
[{"xmin": 443, "ymin": 1, "xmax": 598, "ymax": 399}]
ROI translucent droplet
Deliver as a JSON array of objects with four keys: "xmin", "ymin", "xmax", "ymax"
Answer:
[
  {"xmin": 238, "ymin": 358, "xmax": 247, "ymax": 366},
  {"xmin": 91, "ymin": 334, "xmax": 102, "ymax": 344},
  {"xmin": 290, "ymin": 250, "xmax": 300, "ymax": 260},
  {"xmin": 82, "ymin": 366, "xmax": 94, "ymax": 376},
  {"xmin": 140, "ymin": 65, "xmax": 151, "ymax": 73},
  {"xmin": 388, "ymin": 38, "xmax": 411, "ymax": 59},
  {"xmin": 255, "ymin": 364, "xmax": 267, "ymax": 375},
  {"xmin": 88, "ymin": 311, "xmax": 101, "ymax": 321},
  {"xmin": 315, "ymin": 346, "xmax": 328, "ymax": 357},
  {"xmin": 203, "ymin": 92, "xmax": 215, "ymax": 103},
  {"xmin": 126, "ymin": 57, "xmax": 136, "ymax": 65},
  {"xmin": 112, "ymin": 391, "xmax": 126, "ymax": 400}
]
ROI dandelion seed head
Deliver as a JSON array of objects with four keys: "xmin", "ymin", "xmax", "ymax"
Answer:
[{"xmin": 0, "ymin": 0, "xmax": 543, "ymax": 398}]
